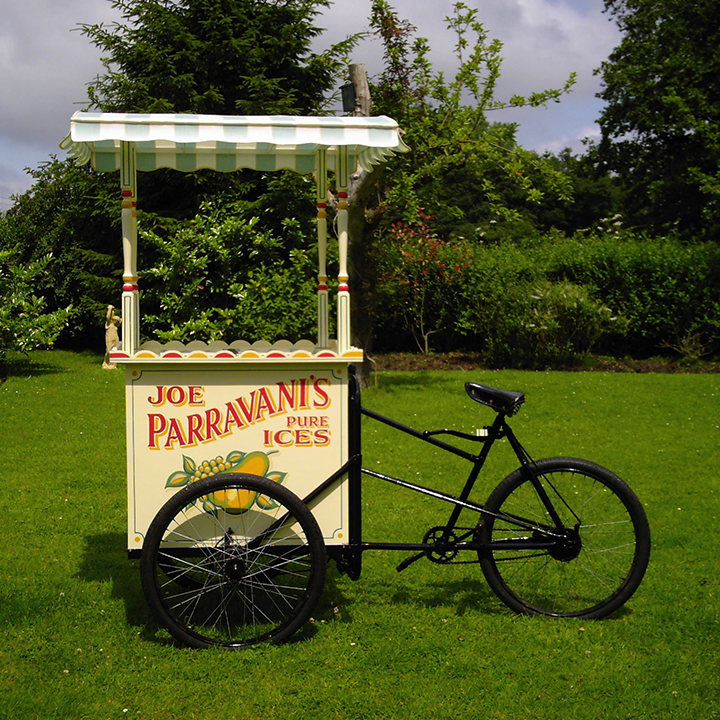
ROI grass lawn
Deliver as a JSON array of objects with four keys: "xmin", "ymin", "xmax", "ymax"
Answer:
[{"xmin": 1, "ymin": 351, "xmax": 719, "ymax": 720}]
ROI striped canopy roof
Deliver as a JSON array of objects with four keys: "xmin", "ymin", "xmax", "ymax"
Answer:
[{"xmin": 61, "ymin": 112, "xmax": 408, "ymax": 174}]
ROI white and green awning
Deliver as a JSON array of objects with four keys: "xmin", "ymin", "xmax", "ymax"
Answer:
[{"xmin": 61, "ymin": 112, "xmax": 408, "ymax": 174}]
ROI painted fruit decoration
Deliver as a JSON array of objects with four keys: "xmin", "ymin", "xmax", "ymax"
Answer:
[{"xmin": 165, "ymin": 450, "xmax": 286, "ymax": 514}]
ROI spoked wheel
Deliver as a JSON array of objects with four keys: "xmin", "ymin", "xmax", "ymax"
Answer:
[
  {"xmin": 141, "ymin": 473, "xmax": 326, "ymax": 649},
  {"xmin": 479, "ymin": 457, "xmax": 650, "ymax": 619}
]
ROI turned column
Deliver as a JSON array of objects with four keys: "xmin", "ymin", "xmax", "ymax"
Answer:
[{"xmin": 120, "ymin": 141, "xmax": 139, "ymax": 355}]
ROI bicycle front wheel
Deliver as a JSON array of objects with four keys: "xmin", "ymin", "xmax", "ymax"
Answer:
[
  {"xmin": 141, "ymin": 473, "xmax": 326, "ymax": 649},
  {"xmin": 479, "ymin": 457, "xmax": 650, "ymax": 619}
]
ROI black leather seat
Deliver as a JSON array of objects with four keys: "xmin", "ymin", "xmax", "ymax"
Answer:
[{"xmin": 465, "ymin": 382, "xmax": 525, "ymax": 416}]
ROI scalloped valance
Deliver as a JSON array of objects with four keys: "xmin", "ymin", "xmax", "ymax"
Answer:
[{"xmin": 61, "ymin": 112, "xmax": 408, "ymax": 174}]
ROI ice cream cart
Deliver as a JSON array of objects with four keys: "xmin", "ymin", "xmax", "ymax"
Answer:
[
  {"xmin": 61, "ymin": 111, "xmax": 408, "ymax": 637},
  {"xmin": 62, "ymin": 112, "xmax": 650, "ymax": 650}
]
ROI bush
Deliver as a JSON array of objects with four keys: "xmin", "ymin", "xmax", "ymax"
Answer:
[
  {"xmin": 373, "ymin": 215, "xmax": 472, "ymax": 353},
  {"xmin": 0, "ymin": 249, "xmax": 71, "ymax": 370},
  {"xmin": 217, "ymin": 250, "xmax": 322, "ymax": 342},
  {"xmin": 517, "ymin": 280, "xmax": 622, "ymax": 367},
  {"xmin": 453, "ymin": 245, "xmax": 618, "ymax": 367},
  {"xmin": 140, "ymin": 201, "xmax": 319, "ymax": 343},
  {"xmin": 544, "ymin": 232, "xmax": 720, "ymax": 357},
  {"xmin": 373, "ymin": 227, "xmax": 719, "ymax": 367}
]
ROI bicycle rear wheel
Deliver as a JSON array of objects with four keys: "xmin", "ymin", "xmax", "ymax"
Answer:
[
  {"xmin": 141, "ymin": 473, "xmax": 326, "ymax": 648},
  {"xmin": 479, "ymin": 457, "xmax": 650, "ymax": 619}
]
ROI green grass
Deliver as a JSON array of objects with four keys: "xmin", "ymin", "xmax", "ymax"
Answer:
[{"xmin": 1, "ymin": 351, "xmax": 719, "ymax": 720}]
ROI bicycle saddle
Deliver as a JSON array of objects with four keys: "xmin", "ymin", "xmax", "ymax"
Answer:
[{"xmin": 465, "ymin": 382, "xmax": 525, "ymax": 416}]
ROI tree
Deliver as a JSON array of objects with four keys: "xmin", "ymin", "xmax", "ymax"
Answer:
[
  {"xmin": 345, "ymin": 0, "xmax": 575, "ymax": 356},
  {"xmin": 530, "ymin": 149, "xmax": 624, "ymax": 235},
  {"xmin": 0, "ymin": 159, "xmax": 119, "ymax": 347},
  {"xmin": 595, "ymin": 0, "xmax": 720, "ymax": 239},
  {"xmin": 0, "ymin": 0, "xmax": 358, "ymax": 351},
  {"xmin": 80, "ymin": 0, "xmax": 358, "ymax": 216},
  {"xmin": 138, "ymin": 197, "xmax": 320, "ymax": 343},
  {"xmin": 81, "ymin": 0, "xmax": 355, "ymax": 116},
  {"xmin": 76, "ymin": 0, "xmax": 359, "ymax": 340}
]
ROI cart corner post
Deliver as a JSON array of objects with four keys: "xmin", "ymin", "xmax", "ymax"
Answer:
[
  {"xmin": 316, "ymin": 147, "xmax": 330, "ymax": 348},
  {"xmin": 336, "ymin": 145, "xmax": 351, "ymax": 355},
  {"xmin": 120, "ymin": 140, "xmax": 139, "ymax": 356}
]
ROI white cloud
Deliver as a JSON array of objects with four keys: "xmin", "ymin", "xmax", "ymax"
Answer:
[
  {"xmin": 577, "ymin": 124, "xmax": 601, "ymax": 142},
  {"xmin": 0, "ymin": 0, "xmax": 620, "ymax": 201}
]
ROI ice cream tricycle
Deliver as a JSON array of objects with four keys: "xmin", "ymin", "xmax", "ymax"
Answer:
[{"xmin": 63, "ymin": 112, "xmax": 650, "ymax": 649}]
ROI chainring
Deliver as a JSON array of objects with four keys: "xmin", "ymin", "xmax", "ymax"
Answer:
[{"xmin": 423, "ymin": 526, "xmax": 460, "ymax": 564}]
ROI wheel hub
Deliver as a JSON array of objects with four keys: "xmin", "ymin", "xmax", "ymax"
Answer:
[
  {"xmin": 223, "ymin": 557, "xmax": 247, "ymax": 580},
  {"xmin": 549, "ymin": 525, "xmax": 582, "ymax": 562}
]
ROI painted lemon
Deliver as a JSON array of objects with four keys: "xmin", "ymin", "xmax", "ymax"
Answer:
[{"xmin": 207, "ymin": 451, "xmax": 272, "ymax": 514}]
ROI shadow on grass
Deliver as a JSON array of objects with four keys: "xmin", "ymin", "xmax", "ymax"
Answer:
[
  {"xmin": 396, "ymin": 571, "xmax": 637, "ymax": 621},
  {"xmin": 76, "ymin": 532, "xmax": 154, "ymax": 636},
  {"xmin": 75, "ymin": 532, "xmax": 358, "ymax": 648},
  {"xmin": 316, "ymin": 559, "xmax": 501, "ymax": 621},
  {"xmin": 0, "ymin": 353, "xmax": 69, "ymax": 381},
  {"xmin": 308, "ymin": 563, "xmax": 355, "ymax": 623},
  {"xmin": 391, "ymin": 576, "xmax": 500, "ymax": 615}
]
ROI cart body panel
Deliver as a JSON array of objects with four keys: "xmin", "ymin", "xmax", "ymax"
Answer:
[{"xmin": 125, "ymin": 361, "xmax": 350, "ymax": 553}]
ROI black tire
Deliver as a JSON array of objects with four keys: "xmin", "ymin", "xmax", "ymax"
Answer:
[
  {"xmin": 141, "ymin": 473, "xmax": 326, "ymax": 648},
  {"xmin": 479, "ymin": 457, "xmax": 650, "ymax": 619}
]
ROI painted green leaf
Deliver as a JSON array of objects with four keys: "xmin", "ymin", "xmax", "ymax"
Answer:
[
  {"xmin": 266, "ymin": 471, "xmax": 286, "ymax": 486},
  {"xmin": 182, "ymin": 455, "xmax": 196, "ymax": 474},
  {"xmin": 166, "ymin": 471, "xmax": 189, "ymax": 488},
  {"xmin": 226, "ymin": 450, "xmax": 245, "ymax": 466},
  {"xmin": 255, "ymin": 494, "xmax": 279, "ymax": 511}
]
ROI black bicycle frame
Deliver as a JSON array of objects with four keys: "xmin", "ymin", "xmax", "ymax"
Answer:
[{"xmin": 319, "ymin": 366, "xmax": 564, "ymax": 579}]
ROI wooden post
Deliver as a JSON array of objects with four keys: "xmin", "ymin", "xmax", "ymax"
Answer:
[
  {"xmin": 316, "ymin": 149, "xmax": 329, "ymax": 348},
  {"xmin": 347, "ymin": 64, "xmax": 375, "ymax": 374},
  {"xmin": 120, "ymin": 141, "xmax": 139, "ymax": 355},
  {"xmin": 349, "ymin": 63, "xmax": 371, "ymax": 116}
]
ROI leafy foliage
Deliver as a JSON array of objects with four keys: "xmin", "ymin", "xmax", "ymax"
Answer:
[
  {"xmin": 346, "ymin": 1, "xmax": 577, "ymax": 357},
  {"xmin": 0, "ymin": 0, "xmax": 352, "ymax": 353},
  {"xmin": 139, "ymin": 199, "xmax": 320, "ymax": 343},
  {"xmin": 450, "ymin": 241, "xmax": 616, "ymax": 369},
  {"xmin": 373, "ymin": 212, "xmax": 471, "ymax": 353},
  {"xmin": 368, "ymin": 0, "xmax": 576, "ymax": 234},
  {"xmin": 373, "ymin": 226, "xmax": 720, "ymax": 366},
  {"xmin": 0, "ymin": 158, "xmax": 118, "ymax": 347},
  {"xmin": 0, "ymin": 248, "xmax": 71, "ymax": 368},
  {"xmin": 596, "ymin": 0, "xmax": 720, "ymax": 238},
  {"xmin": 7, "ymin": 0, "xmax": 715, "ymax": 369},
  {"xmin": 543, "ymin": 230, "xmax": 720, "ymax": 356}
]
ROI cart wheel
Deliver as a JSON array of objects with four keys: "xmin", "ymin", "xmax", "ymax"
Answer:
[{"xmin": 141, "ymin": 473, "xmax": 326, "ymax": 649}]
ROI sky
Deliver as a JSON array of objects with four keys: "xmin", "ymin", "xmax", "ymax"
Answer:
[{"xmin": 0, "ymin": 0, "xmax": 621, "ymax": 210}]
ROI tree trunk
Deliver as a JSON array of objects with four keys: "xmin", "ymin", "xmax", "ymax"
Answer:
[
  {"xmin": 346, "ymin": 64, "xmax": 384, "ymax": 385},
  {"xmin": 349, "ymin": 64, "xmax": 371, "ymax": 117}
]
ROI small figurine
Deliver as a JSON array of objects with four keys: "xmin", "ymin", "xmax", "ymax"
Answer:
[{"xmin": 103, "ymin": 305, "xmax": 122, "ymax": 369}]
